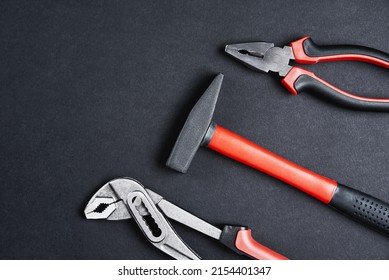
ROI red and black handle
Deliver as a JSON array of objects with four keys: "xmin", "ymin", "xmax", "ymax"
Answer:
[
  {"xmin": 220, "ymin": 225, "xmax": 288, "ymax": 260},
  {"xmin": 206, "ymin": 124, "xmax": 389, "ymax": 235},
  {"xmin": 291, "ymin": 36, "xmax": 389, "ymax": 67},
  {"xmin": 282, "ymin": 36, "xmax": 389, "ymax": 111}
]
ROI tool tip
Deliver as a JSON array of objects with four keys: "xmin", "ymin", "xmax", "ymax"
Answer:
[{"xmin": 84, "ymin": 197, "xmax": 117, "ymax": 219}]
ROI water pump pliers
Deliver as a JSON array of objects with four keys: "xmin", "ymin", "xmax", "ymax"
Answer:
[{"xmin": 85, "ymin": 178, "xmax": 288, "ymax": 260}]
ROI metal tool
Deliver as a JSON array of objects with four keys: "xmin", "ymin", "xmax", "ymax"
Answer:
[
  {"xmin": 85, "ymin": 177, "xmax": 287, "ymax": 260},
  {"xmin": 167, "ymin": 74, "xmax": 389, "ymax": 236},
  {"xmin": 225, "ymin": 36, "xmax": 389, "ymax": 111}
]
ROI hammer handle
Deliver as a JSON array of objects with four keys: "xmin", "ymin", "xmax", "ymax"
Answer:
[
  {"xmin": 207, "ymin": 125, "xmax": 337, "ymax": 203},
  {"xmin": 208, "ymin": 125, "xmax": 389, "ymax": 236}
]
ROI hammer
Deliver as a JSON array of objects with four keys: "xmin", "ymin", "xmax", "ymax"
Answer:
[{"xmin": 167, "ymin": 74, "xmax": 389, "ymax": 236}]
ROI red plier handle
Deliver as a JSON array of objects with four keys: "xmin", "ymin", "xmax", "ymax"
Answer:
[
  {"xmin": 220, "ymin": 225, "xmax": 288, "ymax": 260},
  {"xmin": 282, "ymin": 36, "xmax": 389, "ymax": 111}
]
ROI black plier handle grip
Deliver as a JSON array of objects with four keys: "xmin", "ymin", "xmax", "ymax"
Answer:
[{"xmin": 284, "ymin": 37, "xmax": 389, "ymax": 111}]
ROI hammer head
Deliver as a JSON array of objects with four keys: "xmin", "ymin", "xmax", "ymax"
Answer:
[{"xmin": 166, "ymin": 74, "xmax": 223, "ymax": 173}]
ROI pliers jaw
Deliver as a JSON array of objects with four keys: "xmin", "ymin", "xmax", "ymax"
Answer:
[
  {"xmin": 84, "ymin": 178, "xmax": 200, "ymax": 260},
  {"xmin": 84, "ymin": 178, "xmax": 144, "ymax": 220},
  {"xmin": 84, "ymin": 182, "xmax": 130, "ymax": 220},
  {"xmin": 225, "ymin": 42, "xmax": 295, "ymax": 76}
]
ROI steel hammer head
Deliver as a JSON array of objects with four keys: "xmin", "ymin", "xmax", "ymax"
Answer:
[{"xmin": 166, "ymin": 74, "xmax": 223, "ymax": 173}]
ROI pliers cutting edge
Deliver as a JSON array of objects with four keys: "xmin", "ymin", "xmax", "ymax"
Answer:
[
  {"xmin": 225, "ymin": 36, "xmax": 389, "ymax": 111},
  {"xmin": 84, "ymin": 178, "xmax": 287, "ymax": 260}
]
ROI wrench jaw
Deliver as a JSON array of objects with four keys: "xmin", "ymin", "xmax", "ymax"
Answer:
[
  {"xmin": 84, "ymin": 179, "xmax": 133, "ymax": 220},
  {"xmin": 84, "ymin": 178, "xmax": 156, "ymax": 220},
  {"xmin": 84, "ymin": 196, "xmax": 117, "ymax": 220},
  {"xmin": 84, "ymin": 178, "xmax": 201, "ymax": 260}
]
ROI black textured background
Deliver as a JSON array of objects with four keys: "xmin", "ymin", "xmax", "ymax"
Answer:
[{"xmin": 1, "ymin": 0, "xmax": 389, "ymax": 259}]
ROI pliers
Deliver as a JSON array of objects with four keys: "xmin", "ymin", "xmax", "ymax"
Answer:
[
  {"xmin": 84, "ymin": 177, "xmax": 287, "ymax": 260},
  {"xmin": 225, "ymin": 36, "xmax": 389, "ymax": 111}
]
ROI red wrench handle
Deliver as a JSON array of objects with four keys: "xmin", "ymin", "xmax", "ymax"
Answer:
[
  {"xmin": 220, "ymin": 225, "xmax": 288, "ymax": 260},
  {"xmin": 207, "ymin": 125, "xmax": 337, "ymax": 204},
  {"xmin": 235, "ymin": 229, "xmax": 288, "ymax": 260}
]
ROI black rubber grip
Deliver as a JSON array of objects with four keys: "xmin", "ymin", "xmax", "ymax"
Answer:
[
  {"xmin": 303, "ymin": 37, "xmax": 389, "ymax": 63},
  {"xmin": 294, "ymin": 74, "xmax": 389, "ymax": 111},
  {"xmin": 329, "ymin": 184, "xmax": 389, "ymax": 236},
  {"xmin": 219, "ymin": 225, "xmax": 247, "ymax": 255}
]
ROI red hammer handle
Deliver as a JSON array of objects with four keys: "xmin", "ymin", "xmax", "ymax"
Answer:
[{"xmin": 207, "ymin": 125, "xmax": 337, "ymax": 204}]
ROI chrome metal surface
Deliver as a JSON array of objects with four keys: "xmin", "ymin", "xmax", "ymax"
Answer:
[
  {"xmin": 85, "ymin": 178, "xmax": 200, "ymax": 260},
  {"xmin": 158, "ymin": 198, "xmax": 222, "ymax": 240},
  {"xmin": 225, "ymin": 43, "xmax": 295, "ymax": 76}
]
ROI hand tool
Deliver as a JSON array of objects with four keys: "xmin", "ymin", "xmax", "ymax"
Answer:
[
  {"xmin": 225, "ymin": 36, "xmax": 389, "ymax": 111},
  {"xmin": 167, "ymin": 74, "xmax": 389, "ymax": 236},
  {"xmin": 84, "ymin": 177, "xmax": 288, "ymax": 260}
]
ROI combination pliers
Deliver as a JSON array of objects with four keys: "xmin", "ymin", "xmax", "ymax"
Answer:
[
  {"xmin": 85, "ymin": 178, "xmax": 287, "ymax": 260},
  {"xmin": 225, "ymin": 36, "xmax": 389, "ymax": 111}
]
